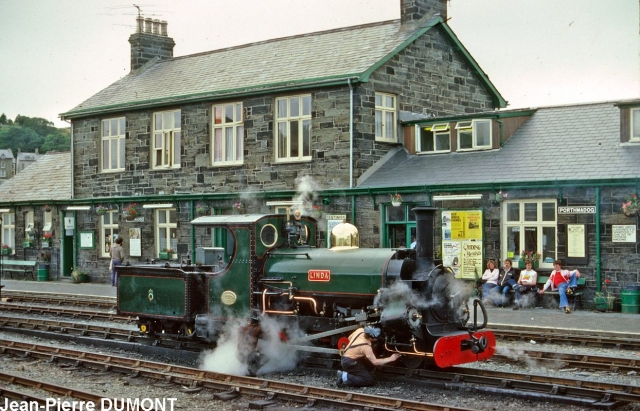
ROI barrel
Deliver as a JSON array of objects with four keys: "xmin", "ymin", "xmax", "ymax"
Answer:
[
  {"xmin": 37, "ymin": 264, "xmax": 50, "ymax": 282},
  {"xmin": 621, "ymin": 286, "xmax": 640, "ymax": 314}
]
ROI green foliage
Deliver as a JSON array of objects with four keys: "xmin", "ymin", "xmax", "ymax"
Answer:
[
  {"xmin": 0, "ymin": 126, "xmax": 43, "ymax": 152},
  {"xmin": 0, "ymin": 114, "xmax": 69, "ymax": 154},
  {"xmin": 41, "ymin": 129, "xmax": 71, "ymax": 153}
]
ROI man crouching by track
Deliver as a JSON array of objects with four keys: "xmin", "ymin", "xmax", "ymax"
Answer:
[{"xmin": 337, "ymin": 326, "xmax": 401, "ymax": 387}]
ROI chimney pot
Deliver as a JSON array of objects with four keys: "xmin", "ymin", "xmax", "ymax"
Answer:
[
  {"xmin": 152, "ymin": 19, "xmax": 160, "ymax": 35},
  {"xmin": 144, "ymin": 18, "xmax": 153, "ymax": 34},
  {"xmin": 160, "ymin": 20, "xmax": 168, "ymax": 36},
  {"xmin": 136, "ymin": 16, "xmax": 143, "ymax": 33}
]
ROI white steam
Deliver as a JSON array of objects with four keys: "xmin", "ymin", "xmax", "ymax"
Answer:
[
  {"xmin": 294, "ymin": 175, "xmax": 323, "ymax": 221},
  {"xmin": 199, "ymin": 315, "xmax": 303, "ymax": 376}
]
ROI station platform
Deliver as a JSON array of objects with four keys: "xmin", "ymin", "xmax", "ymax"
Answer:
[{"xmin": 1, "ymin": 278, "xmax": 639, "ymax": 336}]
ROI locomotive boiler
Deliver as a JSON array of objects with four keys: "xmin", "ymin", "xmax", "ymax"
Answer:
[{"xmin": 116, "ymin": 206, "xmax": 495, "ymax": 369}]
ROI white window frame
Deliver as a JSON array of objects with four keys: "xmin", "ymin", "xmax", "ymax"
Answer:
[
  {"xmin": 101, "ymin": 117, "xmax": 126, "ymax": 172},
  {"xmin": 456, "ymin": 119, "xmax": 492, "ymax": 151},
  {"xmin": 1, "ymin": 212, "xmax": 15, "ymax": 254},
  {"xmin": 212, "ymin": 102, "xmax": 244, "ymax": 166},
  {"xmin": 43, "ymin": 210, "xmax": 52, "ymax": 232},
  {"xmin": 417, "ymin": 123, "xmax": 451, "ymax": 153},
  {"xmin": 375, "ymin": 92, "xmax": 396, "ymax": 142},
  {"xmin": 275, "ymin": 95, "xmax": 312, "ymax": 162},
  {"xmin": 24, "ymin": 211, "xmax": 34, "ymax": 243},
  {"xmin": 631, "ymin": 107, "xmax": 640, "ymax": 141},
  {"xmin": 152, "ymin": 110, "xmax": 181, "ymax": 169},
  {"xmin": 0, "ymin": 170, "xmax": 5, "ymax": 178},
  {"xmin": 100, "ymin": 211, "xmax": 119, "ymax": 258},
  {"xmin": 155, "ymin": 209, "xmax": 177, "ymax": 256},
  {"xmin": 502, "ymin": 199, "xmax": 557, "ymax": 270}
]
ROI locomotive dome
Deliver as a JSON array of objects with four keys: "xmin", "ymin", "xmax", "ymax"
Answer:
[{"xmin": 329, "ymin": 221, "xmax": 359, "ymax": 250}]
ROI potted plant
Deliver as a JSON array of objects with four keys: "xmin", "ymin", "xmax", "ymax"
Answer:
[
  {"xmin": 71, "ymin": 266, "xmax": 89, "ymax": 283},
  {"xmin": 43, "ymin": 204, "xmax": 53, "ymax": 212},
  {"xmin": 594, "ymin": 278, "xmax": 615, "ymax": 312},
  {"xmin": 494, "ymin": 190, "xmax": 508, "ymax": 203},
  {"xmin": 41, "ymin": 232, "xmax": 53, "ymax": 248},
  {"xmin": 159, "ymin": 248, "xmax": 171, "ymax": 259},
  {"xmin": 1, "ymin": 243, "xmax": 12, "ymax": 255},
  {"xmin": 196, "ymin": 202, "xmax": 210, "ymax": 215},
  {"xmin": 234, "ymin": 202, "xmax": 244, "ymax": 214},
  {"xmin": 123, "ymin": 203, "xmax": 139, "ymax": 221},
  {"xmin": 312, "ymin": 205, "xmax": 323, "ymax": 219},
  {"xmin": 519, "ymin": 250, "xmax": 541, "ymax": 268},
  {"xmin": 390, "ymin": 193, "xmax": 403, "ymax": 207},
  {"xmin": 23, "ymin": 239, "xmax": 33, "ymax": 248},
  {"xmin": 95, "ymin": 204, "xmax": 110, "ymax": 215},
  {"xmin": 621, "ymin": 193, "xmax": 640, "ymax": 217}
]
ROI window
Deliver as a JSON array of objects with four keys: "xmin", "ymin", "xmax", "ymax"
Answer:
[
  {"xmin": 155, "ymin": 208, "xmax": 177, "ymax": 256},
  {"xmin": 152, "ymin": 110, "xmax": 181, "ymax": 169},
  {"xmin": 383, "ymin": 203, "xmax": 416, "ymax": 248},
  {"xmin": 43, "ymin": 209, "xmax": 52, "ymax": 232},
  {"xmin": 212, "ymin": 103, "xmax": 244, "ymax": 165},
  {"xmin": 275, "ymin": 95, "xmax": 311, "ymax": 162},
  {"xmin": 502, "ymin": 200, "xmax": 556, "ymax": 268},
  {"xmin": 456, "ymin": 119, "xmax": 491, "ymax": 150},
  {"xmin": 100, "ymin": 211, "xmax": 119, "ymax": 258},
  {"xmin": 1, "ymin": 212, "xmax": 15, "ymax": 253},
  {"xmin": 632, "ymin": 108, "xmax": 640, "ymax": 141},
  {"xmin": 375, "ymin": 92, "xmax": 396, "ymax": 142},
  {"xmin": 102, "ymin": 117, "xmax": 126, "ymax": 172},
  {"xmin": 418, "ymin": 123, "xmax": 450, "ymax": 153},
  {"xmin": 0, "ymin": 170, "xmax": 5, "ymax": 178}
]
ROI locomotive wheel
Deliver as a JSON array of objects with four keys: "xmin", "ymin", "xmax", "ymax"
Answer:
[{"xmin": 401, "ymin": 355, "xmax": 423, "ymax": 369}]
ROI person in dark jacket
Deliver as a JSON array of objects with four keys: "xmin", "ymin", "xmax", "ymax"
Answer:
[{"xmin": 496, "ymin": 259, "xmax": 517, "ymax": 307}]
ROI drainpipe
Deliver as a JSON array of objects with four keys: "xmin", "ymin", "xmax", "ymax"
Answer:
[
  {"xmin": 596, "ymin": 187, "xmax": 601, "ymax": 292},
  {"xmin": 348, "ymin": 79, "xmax": 354, "ymax": 189}
]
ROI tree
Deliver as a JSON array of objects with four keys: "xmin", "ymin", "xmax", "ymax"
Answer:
[
  {"xmin": 14, "ymin": 115, "xmax": 57, "ymax": 137},
  {"xmin": 0, "ymin": 126, "xmax": 44, "ymax": 152},
  {"xmin": 41, "ymin": 129, "xmax": 71, "ymax": 152},
  {"xmin": 0, "ymin": 113, "xmax": 6, "ymax": 125}
]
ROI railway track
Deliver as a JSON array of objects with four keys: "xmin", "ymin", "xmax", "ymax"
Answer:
[{"xmin": 0, "ymin": 340, "xmax": 472, "ymax": 411}]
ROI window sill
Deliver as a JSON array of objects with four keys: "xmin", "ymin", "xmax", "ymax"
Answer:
[{"xmin": 620, "ymin": 141, "xmax": 640, "ymax": 147}]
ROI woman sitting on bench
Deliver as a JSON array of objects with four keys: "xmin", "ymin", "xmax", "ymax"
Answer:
[{"xmin": 538, "ymin": 260, "xmax": 580, "ymax": 314}]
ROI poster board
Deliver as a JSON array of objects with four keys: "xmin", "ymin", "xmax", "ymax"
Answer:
[
  {"xmin": 612, "ymin": 225, "xmax": 636, "ymax": 243},
  {"xmin": 564, "ymin": 224, "xmax": 588, "ymax": 265},
  {"xmin": 325, "ymin": 214, "xmax": 347, "ymax": 248},
  {"xmin": 441, "ymin": 210, "xmax": 483, "ymax": 279},
  {"xmin": 128, "ymin": 228, "xmax": 141, "ymax": 257}
]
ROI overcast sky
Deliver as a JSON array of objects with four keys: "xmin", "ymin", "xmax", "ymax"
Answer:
[{"xmin": 1, "ymin": 0, "xmax": 638, "ymax": 128}]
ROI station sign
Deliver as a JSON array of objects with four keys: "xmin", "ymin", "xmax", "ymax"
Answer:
[{"xmin": 557, "ymin": 206, "xmax": 595, "ymax": 214}]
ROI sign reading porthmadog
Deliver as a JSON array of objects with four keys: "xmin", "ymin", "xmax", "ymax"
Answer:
[{"xmin": 557, "ymin": 206, "xmax": 596, "ymax": 214}]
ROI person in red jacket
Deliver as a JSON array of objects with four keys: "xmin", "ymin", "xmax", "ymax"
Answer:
[{"xmin": 538, "ymin": 260, "xmax": 580, "ymax": 314}]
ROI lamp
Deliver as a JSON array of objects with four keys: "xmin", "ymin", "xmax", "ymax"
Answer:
[
  {"xmin": 432, "ymin": 194, "xmax": 483, "ymax": 201},
  {"xmin": 66, "ymin": 206, "xmax": 91, "ymax": 211},
  {"xmin": 142, "ymin": 203, "xmax": 174, "ymax": 209}
]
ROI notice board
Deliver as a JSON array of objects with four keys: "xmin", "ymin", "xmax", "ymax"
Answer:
[{"xmin": 441, "ymin": 210, "xmax": 484, "ymax": 280}]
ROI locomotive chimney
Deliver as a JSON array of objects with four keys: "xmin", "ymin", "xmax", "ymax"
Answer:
[{"xmin": 412, "ymin": 206, "xmax": 437, "ymax": 272}]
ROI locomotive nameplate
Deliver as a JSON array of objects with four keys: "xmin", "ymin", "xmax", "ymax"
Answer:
[
  {"xmin": 220, "ymin": 290, "xmax": 237, "ymax": 305},
  {"xmin": 308, "ymin": 270, "xmax": 330, "ymax": 282}
]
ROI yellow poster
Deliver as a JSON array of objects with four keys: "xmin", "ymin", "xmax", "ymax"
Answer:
[{"xmin": 442, "ymin": 210, "xmax": 483, "ymax": 279}]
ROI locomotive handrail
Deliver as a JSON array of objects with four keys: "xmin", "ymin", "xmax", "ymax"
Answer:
[
  {"xmin": 469, "ymin": 298, "xmax": 488, "ymax": 331},
  {"xmin": 266, "ymin": 252, "xmax": 310, "ymax": 259}
]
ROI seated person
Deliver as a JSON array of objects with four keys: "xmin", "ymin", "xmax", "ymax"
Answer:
[
  {"xmin": 496, "ymin": 259, "xmax": 517, "ymax": 307},
  {"xmin": 538, "ymin": 260, "xmax": 580, "ymax": 314},
  {"xmin": 513, "ymin": 259, "xmax": 537, "ymax": 309},
  {"xmin": 481, "ymin": 259, "xmax": 500, "ymax": 306}
]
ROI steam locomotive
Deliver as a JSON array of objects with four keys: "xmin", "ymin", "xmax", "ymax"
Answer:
[{"xmin": 116, "ymin": 206, "xmax": 495, "ymax": 369}]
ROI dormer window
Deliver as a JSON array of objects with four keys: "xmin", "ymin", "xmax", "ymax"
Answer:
[
  {"xmin": 419, "ymin": 123, "xmax": 450, "ymax": 153},
  {"xmin": 456, "ymin": 119, "xmax": 491, "ymax": 150},
  {"xmin": 632, "ymin": 108, "xmax": 640, "ymax": 142}
]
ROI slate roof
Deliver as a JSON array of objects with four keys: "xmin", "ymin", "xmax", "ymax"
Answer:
[
  {"xmin": 0, "ymin": 149, "xmax": 14, "ymax": 159},
  {"xmin": 0, "ymin": 152, "xmax": 71, "ymax": 202},
  {"xmin": 61, "ymin": 17, "xmax": 504, "ymax": 118},
  {"xmin": 357, "ymin": 101, "xmax": 638, "ymax": 188}
]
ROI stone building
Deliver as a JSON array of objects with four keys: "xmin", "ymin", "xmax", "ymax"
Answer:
[{"xmin": 50, "ymin": 0, "xmax": 503, "ymax": 282}]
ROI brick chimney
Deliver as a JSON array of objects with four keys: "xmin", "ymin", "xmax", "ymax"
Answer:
[
  {"xmin": 128, "ymin": 17, "xmax": 175, "ymax": 72},
  {"xmin": 401, "ymin": 0, "xmax": 447, "ymax": 24}
]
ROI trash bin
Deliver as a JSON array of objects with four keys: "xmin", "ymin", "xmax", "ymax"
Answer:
[
  {"xmin": 621, "ymin": 286, "xmax": 640, "ymax": 314},
  {"xmin": 37, "ymin": 263, "xmax": 50, "ymax": 282}
]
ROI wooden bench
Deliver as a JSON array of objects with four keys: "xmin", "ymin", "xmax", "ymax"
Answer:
[
  {"xmin": 537, "ymin": 275, "xmax": 586, "ymax": 310},
  {"xmin": 0, "ymin": 260, "xmax": 36, "ymax": 280}
]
